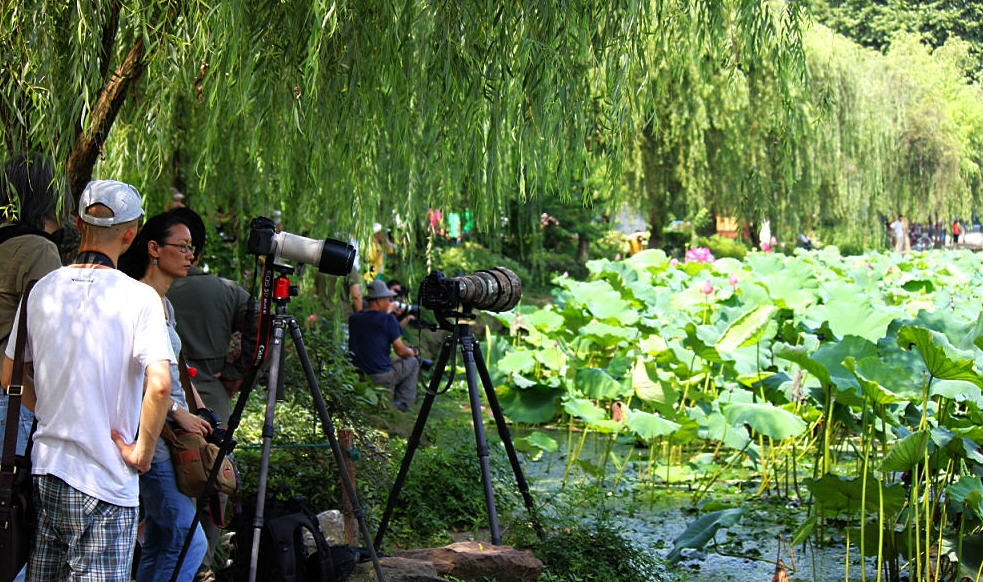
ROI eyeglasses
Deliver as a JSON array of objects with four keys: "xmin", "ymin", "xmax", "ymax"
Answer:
[{"xmin": 160, "ymin": 242, "xmax": 196, "ymax": 255}]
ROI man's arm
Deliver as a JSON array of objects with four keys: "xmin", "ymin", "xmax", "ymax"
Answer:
[
  {"xmin": 350, "ymin": 282, "xmax": 363, "ymax": 312},
  {"xmin": 392, "ymin": 337, "xmax": 417, "ymax": 359},
  {"xmin": 112, "ymin": 359, "xmax": 170, "ymax": 473}
]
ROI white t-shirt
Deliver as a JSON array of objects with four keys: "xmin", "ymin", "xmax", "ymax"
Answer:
[
  {"xmin": 5, "ymin": 266, "xmax": 173, "ymax": 506},
  {"xmin": 891, "ymin": 220, "xmax": 904, "ymax": 239}
]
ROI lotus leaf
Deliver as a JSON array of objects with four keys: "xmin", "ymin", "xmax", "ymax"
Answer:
[
  {"xmin": 721, "ymin": 402, "xmax": 808, "ymax": 440},
  {"xmin": 497, "ymin": 349, "xmax": 536, "ymax": 375},
  {"xmin": 497, "ymin": 385, "xmax": 563, "ymax": 424},
  {"xmin": 562, "ymin": 397, "xmax": 607, "ymax": 424},
  {"xmin": 520, "ymin": 308, "xmax": 565, "ymax": 332},
  {"xmin": 626, "ymin": 248, "xmax": 669, "ymax": 268},
  {"xmin": 666, "ymin": 507, "xmax": 745, "ymax": 562},
  {"xmin": 578, "ymin": 320, "xmax": 639, "ymax": 344},
  {"xmin": 575, "ymin": 367, "xmax": 628, "ymax": 400},
  {"xmin": 625, "ymin": 409, "xmax": 680, "ymax": 439},
  {"xmin": 716, "ymin": 305, "xmax": 777, "ymax": 354},
  {"xmin": 879, "ymin": 430, "xmax": 930, "ymax": 472},
  {"xmin": 804, "ymin": 473, "xmax": 905, "ymax": 516},
  {"xmin": 897, "ymin": 325, "xmax": 983, "ymax": 386},
  {"xmin": 947, "ymin": 476, "xmax": 983, "ymax": 521}
]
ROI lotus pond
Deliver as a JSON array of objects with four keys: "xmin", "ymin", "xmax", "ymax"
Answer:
[{"xmin": 486, "ymin": 247, "xmax": 983, "ymax": 582}]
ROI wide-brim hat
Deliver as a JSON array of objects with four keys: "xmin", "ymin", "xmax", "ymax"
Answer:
[{"xmin": 365, "ymin": 279, "xmax": 397, "ymax": 300}]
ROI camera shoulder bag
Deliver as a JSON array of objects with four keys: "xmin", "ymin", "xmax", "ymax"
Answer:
[
  {"xmin": 160, "ymin": 352, "xmax": 239, "ymax": 499},
  {"xmin": 0, "ymin": 280, "xmax": 37, "ymax": 582}
]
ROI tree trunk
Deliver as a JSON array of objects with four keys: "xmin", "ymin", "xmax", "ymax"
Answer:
[
  {"xmin": 575, "ymin": 232, "xmax": 589, "ymax": 263},
  {"xmin": 641, "ymin": 121, "xmax": 682, "ymax": 250},
  {"xmin": 67, "ymin": 37, "xmax": 146, "ymax": 201}
]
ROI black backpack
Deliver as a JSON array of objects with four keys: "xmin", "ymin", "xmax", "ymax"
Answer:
[{"xmin": 218, "ymin": 494, "xmax": 356, "ymax": 582}]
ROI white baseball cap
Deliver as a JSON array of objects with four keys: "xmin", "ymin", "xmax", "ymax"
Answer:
[{"xmin": 78, "ymin": 180, "xmax": 144, "ymax": 226}]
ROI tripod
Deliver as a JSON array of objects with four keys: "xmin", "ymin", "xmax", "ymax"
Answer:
[
  {"xmin": 171, "ymin": 268, "xmax": 386, "ymax": 582},
  {"xmin": 374, "ymin": 306, "xmax": 542, "ymax": 549}
]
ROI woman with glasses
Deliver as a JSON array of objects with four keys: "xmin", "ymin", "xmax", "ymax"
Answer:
[{"xmin": 119, "ymin": 210, "xmax": 210, "ymax": 582}]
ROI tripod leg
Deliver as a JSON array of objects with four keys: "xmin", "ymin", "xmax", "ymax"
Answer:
[
  {"xmin": 459, "ymin": 330, "xmax": 502, "ymax": 545},
  {"xmin": 473, "ymin": 344, "xmax": 544, "ymax": 537},
  {"xmin": 374, "ymin": 334, "xmax": 454, "ymax": 550},
  {"xmin": 285, "ymin": 318, "xmax": 387, "ymax": 582},
  {"xmin": 247, "ymin": 320, "xmax": 287, "ymax": 582}
]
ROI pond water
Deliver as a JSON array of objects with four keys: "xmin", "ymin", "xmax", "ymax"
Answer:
[{"xmin": 507, "ymin": 428, "xmax": 879, "ymax": 582}]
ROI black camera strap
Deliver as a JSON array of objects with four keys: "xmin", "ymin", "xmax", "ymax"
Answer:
[
  {"xmin": 73, "ymin": 250, "xmax": 116, "ymax": 269},
  {"xmin": 249, "ymin": 257, "xmax": 274, "ymax": 368}
]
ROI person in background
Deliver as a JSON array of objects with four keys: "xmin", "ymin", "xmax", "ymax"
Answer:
[
  {"xmin": 462, "ymin": 208, "xmax": 475, "ymax": 239},
  {"xmin": 890, "ymin": 215, "xmax": 905, "ymax": 252},
  {"xmin": 0, "ymin": 154, "xmax": 68, "ymax": 582},
  {"xmin": 387, "ymin": 278, "xmax": 416, "ymax": 328},
  {"xmin": 119, "ymin": 210, "xmax": 211, "ymax": 582},
  {"xmin": 348, "ymin": 280, "xmax": 420, "ymax": 412},
  {"xmin": 446, "ymin": 210, "xmax": 462, "ymax": 244},
  {"xmin": 165, "ymin": 208, "xmax": 258, "ymax": 578},
  {"xmin": 2, "ymin": 179, "xmax": 173, "ymax": 581}
]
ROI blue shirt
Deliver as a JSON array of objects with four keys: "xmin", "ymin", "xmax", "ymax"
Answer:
[{"xmin": 348, "ymin": 309, "xmax": 402, "ymax": 374}]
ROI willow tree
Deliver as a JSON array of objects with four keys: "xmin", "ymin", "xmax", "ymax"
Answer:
[
  {"xmin": 2, "ymin": 1, "xmax": 649, "ymax": 239},
  {"xmin": 2, "ymin": 0, "xmax": 816, "ymax": 252},
  {"xmin": 614, "ymin": 0, "xmax": 808, "ymax": 248}
]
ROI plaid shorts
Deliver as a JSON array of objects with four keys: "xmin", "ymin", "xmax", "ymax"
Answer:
[{"xmin": 28, "ymin": 474, "xmax": 138, "ymax": 582}]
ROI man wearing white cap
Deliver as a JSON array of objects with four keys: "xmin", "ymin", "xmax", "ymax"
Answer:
[{"xmin": 1, "ymin": 179, "xmax": 173, "ymax": 581}]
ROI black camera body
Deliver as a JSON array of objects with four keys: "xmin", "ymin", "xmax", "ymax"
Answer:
[
  {"xmin": 418, "ymin": 267, "xmax": 522, "ymax": 313},
  {"xmin": 247, "ymin": 217, "xmax": 356, "ymax": 276},
  {"xmin": 196, "ymin": 407, "xmax": 235, "ymax": 448}
]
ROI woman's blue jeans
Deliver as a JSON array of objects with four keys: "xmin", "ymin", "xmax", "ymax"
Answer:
[{"xmin": 137, "ymin": 457, "xmax": 207, "ymax": 582}]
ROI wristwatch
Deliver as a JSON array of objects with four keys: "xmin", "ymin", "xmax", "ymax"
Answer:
[{"xmin": 168, "ymin": 400, "xmax": 179, "ymax": 415}]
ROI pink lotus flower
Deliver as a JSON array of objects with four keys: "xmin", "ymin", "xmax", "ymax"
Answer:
[
  {"xmin": 615, "ymin": 253, "xmax": 622, "ymax": 260},
  {"xmin": 670, "ymin": 258, "xmax": 679, "ymax": 266},
  {"xmin": 685, "ymin": 247, "xmax": 714, "ymax": 263},
  {"xmin": 700, "ymin": 279, "xmax": 714, "ymax": 295},
  {"xmin": 728, "ymin": 274, "xmax": 739, "ymax": 286},
  {"xmin": 760, "ymin": 241, "xmax": 772, "ymax": 252},
  {"xmin": 308, "ymin": 314, "xmax": 318, "ymax": 323}
]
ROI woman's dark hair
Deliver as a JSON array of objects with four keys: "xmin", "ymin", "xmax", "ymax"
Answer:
[
  {"xmin": 118, "ymin": 210, "xmax": 194, "ymax": 279},
  {"xmin": 2, "ymin": 153, "xmax": 67, "ymax": 230}
]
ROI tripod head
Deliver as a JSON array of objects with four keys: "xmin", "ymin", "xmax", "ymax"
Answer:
[{"xmin": 432, "ymin": 305, "xmax": 477, "ymax": 332}]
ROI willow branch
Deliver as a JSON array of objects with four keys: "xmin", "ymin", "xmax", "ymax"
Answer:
[{"xmin": 67, "ymin": 37, "xmax": 146, "ymax": 200}]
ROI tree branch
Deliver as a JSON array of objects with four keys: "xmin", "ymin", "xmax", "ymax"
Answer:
[{"xmin": 67, "ymin": 37, "xmax": 145, "ymax": 200}]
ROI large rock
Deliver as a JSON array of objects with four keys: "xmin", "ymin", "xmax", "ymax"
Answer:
[
  {"xmin": 300, "ymin": 510, "xmax": 346, "ymax": 554},
  {"xmin": 394, "ymin": 541, "xmax": 543, "ymax": 582},
  {"xmin": 348, "ymin": 556, "xmax": 449, "ymax": 582},
  {"xmin": 318, "ymin": 509, "xmax": 346, "ymax": 545}
]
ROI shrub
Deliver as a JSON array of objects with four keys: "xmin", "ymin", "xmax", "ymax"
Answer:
[
  {"xmin": 384, "ymin": 429, "xmax": 520, "ymax": 546},
  {"xmin": 697, "ymin": 234, "xmax": 748, "ymax": 260},
  {"xmin": 534, "ymin": 521, "xmax": 664, "ymax": 582},
  {"xmin": 432, "ymin": 242, "xmax": 532, "ymax": 284}
]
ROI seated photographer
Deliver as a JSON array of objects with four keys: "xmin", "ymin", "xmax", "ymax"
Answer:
[{"xmin": 349, "ymin": 280, "xmax": 419, "ymax": 412}]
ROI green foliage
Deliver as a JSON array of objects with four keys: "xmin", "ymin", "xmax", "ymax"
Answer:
[
  {"xmin": 432, "ymin": 242, "xmax": 533, "ymax": 289},
  {"xmin": 384, "ymin": 430, "xmax": 520, "ymax": 547},
  {"xmin": 806, "ymin": 0, "xmax": 983, "ymax": 80},
  {"xmin": 698, "ymin": 235, "xmax": 748, "ymax": 261},
  {"xmin": 490, "ymin": 248, "xmax": 983, "ymax": 577},
  {"xmin": 232, "ymin": 314, "xmax": 392, "ymax": 512},
  {"xmin": 534, "ymin": 521, "xmax": 664, "ymax": 582}
]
